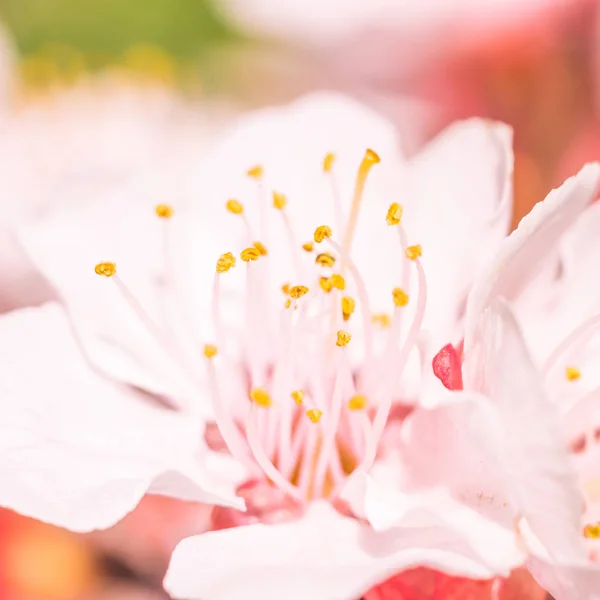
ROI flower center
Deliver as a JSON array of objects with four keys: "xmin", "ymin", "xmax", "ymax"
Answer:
[{"xmin": 95, "ymin": 149, "xmax": 429, "ymax": 505}]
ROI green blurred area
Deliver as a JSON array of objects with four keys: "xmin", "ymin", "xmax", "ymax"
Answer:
[{"xmin": 0, "ymin": 0, "xmax": 240, "ymax": 74}]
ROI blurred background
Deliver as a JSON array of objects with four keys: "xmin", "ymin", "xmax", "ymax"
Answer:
[{"xmin": 0, "ymin": 0, "xmax": 599, "ymax": 598}]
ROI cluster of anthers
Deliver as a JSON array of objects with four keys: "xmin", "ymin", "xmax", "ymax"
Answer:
[{"xmin": 95, "ymin": 148, "xmax": 429, "ymax": 503}]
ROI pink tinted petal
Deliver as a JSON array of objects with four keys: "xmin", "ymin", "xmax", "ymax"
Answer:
[
  {"xmin": 0, "ymin": 303, "xmax": 242, "ymax": 532},
  {"xmin": 464, "ymin": 162, "xmax": 600, "ymax": 373}
]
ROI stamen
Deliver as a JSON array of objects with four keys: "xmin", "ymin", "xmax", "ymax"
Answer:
[
  {"xmin": 246, "ymin": 404, "xmax": 303, "ymax": 501},
  {"xmin": 240, "ymin": 247, "xmax": 261, "ymax": 262},
  {"xmin": 566, "ymin": 367, "xmax": 581, "ymax": 382},
  {"xmin": 272, "ymin": 191, "xmax": 287, "ymax": 210},
  {"xmin": 253, "ymin": 241, "xmax": 268, "ymax": 256},
  {"xmin": 204, "ymin": 344, "xmax": 218, "ymax": 359},
  {"xmin": 313, "ymin": 349, "xmax": 350, "ymax": 497},
  {"xmin": 226, "ymin": 199, "xmax": 244, "ymax": 215},
  {"xmin": 314, "ymin": 225, "xmax": 332, "ymax": 243},
  {"xmin": 348, "ymin": 394, "xmax": 367, "ymax": 411},
  {"xmin": 325, "ymin": 237, "xmax": 373, "ymax": 360},
  {"xmin": 336, "ymin": 330, "xmax": 352, "ymax": 347},
  {"xmin": 323, "ymin": 153, "xmax": 335, "ymax": 173},
  {"xmin": 306, "ymin": 408, "xmax": 323, "ymax": 423},
  {"xmin": 291, "ymin": 390, "xmax": 304, "ymax": 405},
  {"xmin": 386, "ymin": 202, "xmax": 403, "ymax": 226},
  {"xmin": 372, "ymin": 313, "xmax": 391, "ymax": 328},
  {"xmin": 206, "ymin": 357, "xmax": 257, "ymax": 472},
  {"xmin": 302, "ymin": 242, "xmax": 314, "ymax": 252},
  {"xmin": 216, "ymin": 252, "xmax": 236, "ymax": 273},
  {"xmin": 281, "ymin": 283, "xmax": 291, "ymax": 295},
  {"xmin": 316, "ymin": 253, "xmax": 336, "ymax": 268},
  {"xmin": 247, "ymin": 165, "xmax": 264, "ymax": 179},
  {"xmin": 249, "ymin": 388, "xmax": 272, "ymax": 407},
  {"xmin": 362, "ymin": 229, "xmax": 428, "ymax": 471},
  {"xmin": 584, "ymin": 523, "xmax": 600, "ymax": 539},
  {"xmin": 155, "ymin": 204, "xmax": 174, "ymax": 219},
  {"xmin": 319, "ymin": 277, "xmax": 333, "ymax": 293},
  {"xmin": 392, "ymin": 287, "xmax": 409, "ymax": 307},
  {"xmin": 95, "ymin": 262, "xmax": 116, "ymax": 277},
  {"xmin": 330, "ymin": 274, "xmax": 345, "ymax": 290},
  {"xmin": 289, "ymin": 285, "xmax": 309, "ymax": 299},
  {"xmin": 542, "ymin": 313, "xmax": 600, "ymax": 377},
  {"xmin": 341, "ymin": 296, "xmax": 356, "ymax": 322},
  {"xmin": 405, "ymin": 244, "xmax": 422, "ymax": 260},
  {"xmin": 342, "ymin": 149, "xmax": 380, "ymax": 257},
  {"xmin": 323, "ymin": 152, "xmax": 344, "ymax": 234}
]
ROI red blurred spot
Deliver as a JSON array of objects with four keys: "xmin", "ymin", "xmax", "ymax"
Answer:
[
  {"xmin": 364, "ymin": 568, "xmax": 546, "ymax": 600},
  {"xmin": 432, "ymin": 344, "xmax": 463, "ymax": 391}
]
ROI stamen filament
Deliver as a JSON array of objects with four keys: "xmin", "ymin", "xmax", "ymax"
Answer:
[
  {"xmin": 326, "ymin": 238, "xmax": 373, "ymax": 361},
  {"xmin": 342, "ymin": 149, "xmax": 380, "ymax": 258},
  {"xmin": 206, "ymin": 359, "xmax": 257, "ymax": 473},
  {"xmin": 246, "ymin": 403, "xmax": 304, "ymax": 501},
  {"xmin": 362, "ymin": 232, "xmax": 428, "ymax": 470}
]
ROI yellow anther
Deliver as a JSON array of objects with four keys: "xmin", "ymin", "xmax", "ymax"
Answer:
[
  {"xmin": 405, "ymin": 245, "xmax": 422, "ymax": 261},
  {"xmin": 282, "ymin": 283, "xmax": 291, "ymax": 295},
  {"xmin": 226, "ymin": 199, "xmax": 244, "ymax": 215},
  {"xmin": 566, "ymin": 367, "xmax": 581, "ymax": 382},
  {"xmin": 372, "ymin": 313, "xmax": 392, "ymax": 328},
  {"xmin": 392, "ymin": 288, "xmax": 409, "ymax": 307},
  {"xmin": 272, "ymin": 191, "xmax": 287, "ymax": 210},
  {"xmin": 203, "ymin": 344, "xmax": 218, "ymax": 359},
  {"xmin": 584, "ymin": 522, "xmax": 600, "ymax": 539},
  {"xmin": 247, "ymin": 165, "xmax": 264, "ymax": 179},
  {"xmin": 291, "ymin": 390, "xmax": 304, "ymax": 405},
  {"xmin": 241, "ymin": 247, "xmax": 261, "ymax": 262},
  {"xmin": 290, "ymin": 285, "xmax": 309, "ymax": 299},
  {"xmin": 249, "ymin": 388, "xmax": 272, "ymax": 407},
  {"xmin": 216, "ymin": 252, "xmax": 236, "ymax": 273},
  {"xmin": 95, "ymin": 262, "xmax": 116, "ymax": 277},
  {"xmin": 348, "ymin": 394, "xmax": 367, "ymax": 411},
  {"xmin": 155, "ymin": 204, "xmax": 174, "ymax": 219},
  {"xmin": 314, "ymin": 225, "xmax": 332, "ymax": 243},
  {"xmin": 336, "ymin": 330, "xmax": 352, "ymax": 347},
  {"xmin": 330, "ymin": 274, "xmax": 345, "ymax": 290},
  {"xmin": 323, "ymin": 152, "xmax": 335, "ymax": 173},
  {"xmin": 341, "ymin": 296, "xmax": 356, "ymax": 321},
  {"xmin": 285, "ymin": 298, "xmax": 292, "ymax": 309},
  {"xmin": 386, "ymin": 202, "xmax": 403, "ymax": 226},
  {"xmin": 365, "ymin": 148, "xmax": 381, "ymax": 165},
  {"xmin": 306, "ymin": 408, "xmax": 323, "ymax": 423},
  {"xmin": 316, "ymin": 253, "xmax": 336, "ymax": 268},
  {"xmin": 253, "ymin": 241, "xmax": 268, "ymax": 256},
  {"xmin": 302, "ymin": 242, "xmax": 314, "ymax": 252},
  {"xmin": 319, "ymin": 276, "xmax": 333, "ymax": 293}
]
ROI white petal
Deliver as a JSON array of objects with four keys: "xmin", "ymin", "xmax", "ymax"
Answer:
[
  {"xmin": 464, "ymin": 162, "xmax": 600, "ymax": 372},
  {"xmin": 343, "ymin": 472, "xmax": 523, "ymax": 576},
  {"xmin": 0, "ymin": 303, "xmax": 243, "ymax": 532},
  {"xmin": 528, "ymin": 554, "xmax": 600, "ymax": 600},
  {"xmin": 16, "ymin": 183, "xmax": 212, "ymax": 413},
  {"xmin": 164, "ymin": 500, "xmax": 514, "ymax": 600},
  {"xmin": 403, "ymin": 118, "xmax": 513, "ymax": 347},
  {"xmin": 472, "ymin": 301, "xmax": 586, "ymax": 562}
]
